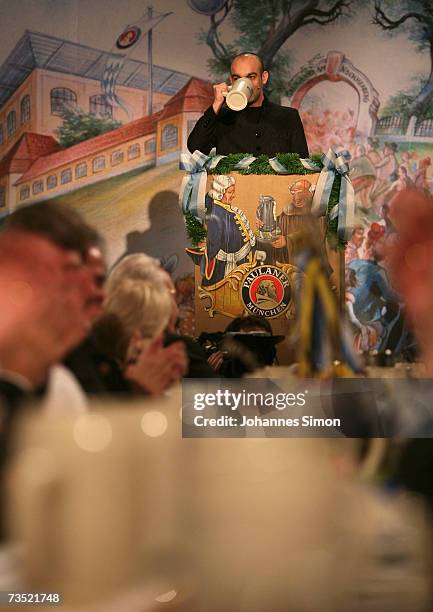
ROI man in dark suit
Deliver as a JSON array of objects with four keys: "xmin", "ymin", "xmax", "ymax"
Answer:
[{"xmin": 187, "ymin": 52, "xmax": 308, "ymax": 158}]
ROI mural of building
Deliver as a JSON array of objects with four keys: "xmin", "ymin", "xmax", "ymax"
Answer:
[
  {"xmin": 0, "ymin": 30, "xmax": 213, "ymax": 215},
  {"xmin": 0, "ymin": 30, "xmax": 195, "ymax": 160},
  {"xmin": 0, "ymin": 132, "xmax": 59, "ymax": 214},
  {"xmin": 156, "ymin": 78, "xmax": 214, "ymax": 165},
  {"xmin": 12, "ymin": 117, "xmax": 158, "ymax": 211}
]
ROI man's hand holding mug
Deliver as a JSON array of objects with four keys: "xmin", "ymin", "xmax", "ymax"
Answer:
[{"xmin": 212, "ymin": 82, "xmax": 229, "ymax": 114}]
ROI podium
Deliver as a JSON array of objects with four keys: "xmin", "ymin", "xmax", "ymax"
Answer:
[{"xmin": 181, "ymin": 151, "xmax": 349, "ymax": 362}]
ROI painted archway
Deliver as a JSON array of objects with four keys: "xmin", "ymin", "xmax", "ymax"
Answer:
[{"xmin": 289, "ymin": 51, "xmax": 380, "ymax": 138}]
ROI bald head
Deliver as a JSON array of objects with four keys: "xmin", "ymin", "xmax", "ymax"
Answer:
[{"xmin": 231, "ymin": 53, "xmax": 265, "ymax": 75}]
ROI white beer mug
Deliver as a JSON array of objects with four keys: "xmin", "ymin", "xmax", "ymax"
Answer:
[{"xmin": 224, "ymin": 77, "xmax": 253, "ymax": 111}]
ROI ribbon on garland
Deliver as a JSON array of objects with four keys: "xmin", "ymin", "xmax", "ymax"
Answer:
[
  {"xmin": 268, "ymin": 157, "xmax": 292, "ymax": 174},
  {"xmin": 234, "ymin": 155, "xmax": 256, "ymax": 170},
  {"xmin": 179, "ymin": 150, "xmax": 211, "ymax": 221},
  {"xmin": 179, "ymin": 149, "xmax": 232, "ymax": 220},
  {"xmin": 309, "ymin": 148, "xmax": 355, "ymax": 241}
]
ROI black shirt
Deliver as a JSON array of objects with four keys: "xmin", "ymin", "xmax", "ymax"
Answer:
[{"xmin": 187, "ymin": 97, "xmax": 309, "ymax": 158}]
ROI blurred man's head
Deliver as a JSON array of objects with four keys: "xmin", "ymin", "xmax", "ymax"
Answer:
[
  {"xmin": 0, "ymin": 231, "xmax": 79, "ymax": 347},
  {"xmin": 3, "ymin": 201, "xmax": 107, "ymax": 338},
  {"xmin": 4, "ymin": 201, "xmax": 100, "ymax": 259}
]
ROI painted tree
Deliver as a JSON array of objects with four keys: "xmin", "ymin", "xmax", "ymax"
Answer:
[
  {"xmin": 374, "ymin": 0, "xmax": 433, "ymax": 119},
  {"xmin": 380, "ymin": 75, "xmax": 433, "ymax": 120},
  {"xmin": 199, "ymin": 0, "xmax": 355, "ymax": 100},
  {"xmin": 56, "ymin": 109, "xmax": 121, "ymax": 149}
]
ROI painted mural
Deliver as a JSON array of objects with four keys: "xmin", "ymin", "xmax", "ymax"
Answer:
[
  {"xmin": 185, "ymin": 171, "xmax": 331, "ymax": 327},
  {"xmin": 0, "ymin": 0, "xmax": 431, "ymax": 355}
]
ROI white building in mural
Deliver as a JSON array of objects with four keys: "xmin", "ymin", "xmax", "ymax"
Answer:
[{"xmin": 0, "ymin": 31, "xmax": 213, "ymax": 215}]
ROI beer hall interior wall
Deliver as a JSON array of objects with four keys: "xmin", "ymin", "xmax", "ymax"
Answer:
[{"xmin": 0, "ymin": 1, "xmax": 430, "ymax": 349}]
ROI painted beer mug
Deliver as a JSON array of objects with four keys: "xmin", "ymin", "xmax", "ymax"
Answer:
[{"xmin": 256, "ymin": 195, "xmax": 281, "ymax": 241}]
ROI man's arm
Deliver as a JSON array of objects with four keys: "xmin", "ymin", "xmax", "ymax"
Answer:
[
  {"xmin": 187, "ymin": 106, "xmax": 219, "ymax": 154},
  {"xmin": 289, "ymin": 109, "xmax": 309, "ymax": 158},
  {"xmin": 187, "ymin": 82, "xmax": 228, "ymax": 154}
]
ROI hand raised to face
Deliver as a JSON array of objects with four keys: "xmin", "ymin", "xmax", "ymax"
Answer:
[
  {"xmin": 124, "ymin": 335, "xmax": 188, "ymax": 396},
  {"xmin": 212, "ymin": 82, "xmax": 229, "ymax": 115}
]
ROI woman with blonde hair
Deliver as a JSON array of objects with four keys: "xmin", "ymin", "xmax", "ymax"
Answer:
[{"xmin": 102, "ymin": 276, "xmax": 173, "ymax": 365}]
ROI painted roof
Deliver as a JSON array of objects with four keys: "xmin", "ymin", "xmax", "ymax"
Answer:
[
  {"xmin": 16, "ymin": 113, "xmax": 159, "ymax": 184},
  {"xmin": 0, "ymin": 30, "xmax": 193, "ymax": 108},
  {"xmin": 0, "ymin": 133, "xmax": 59, "ymax": 178},
  {"xmin": 158, "ymin": 77, "xmax": 213, "ymax": 120}
]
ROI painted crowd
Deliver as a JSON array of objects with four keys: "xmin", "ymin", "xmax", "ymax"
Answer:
[{"xmin": 343, "ymin": 136, "xmax": 432, "ymax": 357}]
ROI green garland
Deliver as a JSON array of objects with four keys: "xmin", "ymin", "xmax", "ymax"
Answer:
[
  {"xmin": 184, "ymin": 210, "xmax": 207, "ymax": 246},
  {"xmin": 208, "ymin": 152, "xmax": 323, "ymax": 176}
]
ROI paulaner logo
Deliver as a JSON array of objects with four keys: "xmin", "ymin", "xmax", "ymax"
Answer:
[{"xmin": 241, "ymin": 265, "xmax": 291, "ymax": 318}]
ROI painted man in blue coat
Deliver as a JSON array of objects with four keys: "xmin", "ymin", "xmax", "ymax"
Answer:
[{"xmin": 187, "ymin": 175, "xmax": 256, "ymax": 286}]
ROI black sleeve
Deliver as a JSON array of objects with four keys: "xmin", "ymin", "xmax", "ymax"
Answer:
[
  {"xmin": 289, "ymin": 109, "xmax": 309, "ymax": 158},
  {"xmin": 187, "ymin": 105, "xmax": 218, "ymax": 154}
]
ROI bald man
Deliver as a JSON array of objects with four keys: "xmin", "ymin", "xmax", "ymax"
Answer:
[{"xmin": 188, "ymin": 52, "xmax": 308, "ymax": 157}]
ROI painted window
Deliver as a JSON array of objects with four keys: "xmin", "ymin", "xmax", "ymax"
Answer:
[
  {"xmin": 92, "ymin": 156, "xmax": 106, "ymax": 172},
  {"xmin": 0, "ymin": 186, "xmax": 5, "ymax": 208},
  {"xmin": 145, "ymin": 138, "xmax": 156, "ymax": 154},
  {"xmin": 161, "ymin": 124, "xmax": 178, "ymax": 151},
  {"xmin": 75, "ymin": 162, "xmax": 87, "ymax": 178},
  {"xmin": 111, "ymin": 149, "xmax": 124, "ymax": 165},
  {"xmin": 51, "ymin": 88, "xmax": 77, "ymax": 115},
  {"xmin": 127, "ymin": 143, "xmax": 140, "ymax": 160},
  {"xmin": 7, "ymin": 110, "xmax": 16, "ymax": 137},
  {"xmin": 61, "ymin": 168, "xmax": 72, "ymax": 184},
  {"xmin": 47, "ymin": 175, "xmax": 58, "ymax": 190},
  {"xmin": 20, "ymin": 186, "xmax": 30, "ymax": 201},
  {"xmin": 89, "ymin": 94, "xmax": 113, "ymax": 118},
  {"xmin": 32, "ymin": 180, "xmax": 44, "ymax": 195},
  {"xmin": 20, "ymin": 95, "xmax": 31, "ymax": 124}
]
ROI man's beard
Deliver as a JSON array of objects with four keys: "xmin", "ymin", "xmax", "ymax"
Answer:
[{"xmin": 247, "ymin": 88, "xmax": 262, "ymax": 106}]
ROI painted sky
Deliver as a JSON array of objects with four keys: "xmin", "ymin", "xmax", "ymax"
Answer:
[{"xmin": 0, "ymin": 1, "xmax": 429, "ymax": 109}]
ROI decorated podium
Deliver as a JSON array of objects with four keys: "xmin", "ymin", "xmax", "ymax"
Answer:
[{"xmin": 180, "ymin": 149, "xmax": 354, "ymax": 363}]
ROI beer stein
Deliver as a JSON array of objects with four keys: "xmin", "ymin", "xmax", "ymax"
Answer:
[
  {"xmin": 224, "ymin": 78, "xmax": 254, "ymax": 111},
  {"xmin": 256, "ymin": 195, "xmax": 281, "ymax": 241}
]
